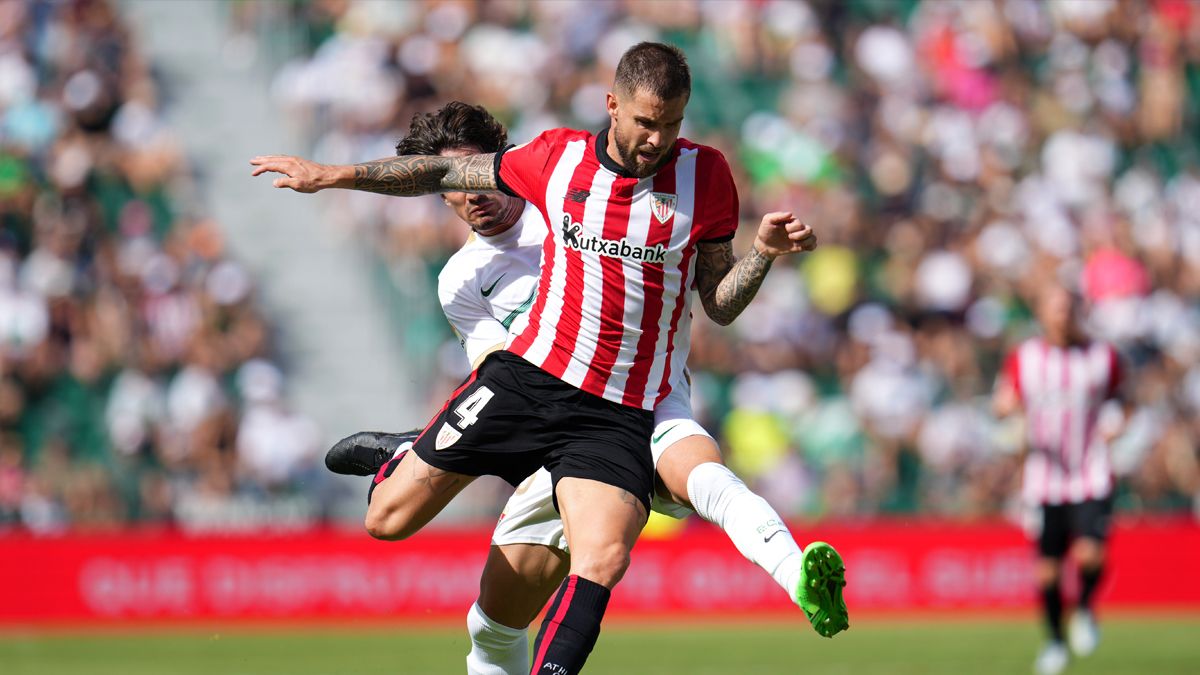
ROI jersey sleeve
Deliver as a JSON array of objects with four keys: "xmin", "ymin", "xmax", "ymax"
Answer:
[
  {"xmin": 496, "ymin": 128, "xmax": 573, "ymax": 206},
  {"xmin": 438, "ymin": 269, "xmax": 509, "ymax": 367},
  {"xmin": 697, "ymin": 148, "xmax": 739, "ymax": 243}
]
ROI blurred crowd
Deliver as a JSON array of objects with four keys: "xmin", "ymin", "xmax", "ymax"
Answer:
[
  {"xmin": 6, "ymin": 0, "xmax": 1197, "ymax": 532},
  {"xmin": 0, "ymin": 0, "xmax": 320, "ymax": 533},
  {"xmin": 250, "ymin": 0, "xmax": 1200, "ymax": 523}
]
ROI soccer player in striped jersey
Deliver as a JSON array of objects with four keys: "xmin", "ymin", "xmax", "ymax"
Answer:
[
  {"xmin": 994, "ymin": 284, "xmax": 1126, "ymax": 675},
  {"xmin": 328, "ymin": 102, "xmax": 843, "ymax": 674},
  {"xmin": 253, "ymin": 43, "xmax": 846, "ymax": 673}
]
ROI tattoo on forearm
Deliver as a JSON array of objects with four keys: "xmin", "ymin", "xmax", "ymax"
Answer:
[
  {"xmin": 696, "ymin": 244, "xmax": 773, "ymax": 326},
  {"xmin": 694, "ymin": 242, "xmax": 774, "ymax": 325},
  {"xmin": 354, "ymin": 156, "xmax": 442, "ymax": 195},
  {"xmin": 445, "ymin": 153, "xmax": 499, "ymax": 192},
  {"xmin": 353, "ymin": 153, "xmax": 498, "ymax": 196},
  {"xmin": 715, "ymin": 247, "xmax": 774, "ymax": 324},
  {"xmin": 694, "ymin": 242, "xmax": 736, "ymax": 309}
]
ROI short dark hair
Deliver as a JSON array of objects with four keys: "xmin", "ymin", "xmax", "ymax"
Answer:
[
  {"xmin": 613, "ymin": 42, "xmax": 691, "ymax": 101},
  {"xmin": 395, "ymin": 102, "xmax": 507, "ymax": 156}
]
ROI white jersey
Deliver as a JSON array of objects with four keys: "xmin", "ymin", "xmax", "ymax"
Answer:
[
  {"xmin": 435, "ymin": 204, "xmax": 710, "ymax": 546},
  {"xmin": 437, "ymin": 204, "xmax": 546, "ymax": 366}
]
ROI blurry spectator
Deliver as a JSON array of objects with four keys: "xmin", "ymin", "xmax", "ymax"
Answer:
[
  {"xmin": 234, "ymin": 0, "xmax": 1200, "ymax": 523},
  {"xmin": 235, "ymin": 359, "xmax": 319, "ymax": 490},
  {"xmin": 0, "ymin": 0, "xmax": 319, "ymax": 532},
  {"xmin": 4, "ymin": 0, "xmax": 1185, "ymax": 528}
]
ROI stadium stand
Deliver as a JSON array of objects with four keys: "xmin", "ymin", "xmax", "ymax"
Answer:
[
  {"xmin": 0, "ymin": 0, "xmax": 320, "ymax": 532},
  {"xmin": 246, "ymin": 0, "xmax": 1200, "ymax": 522},
  {"xmin": 4, "ymin": 0, "xmax": 1196, "ymax": 532}
]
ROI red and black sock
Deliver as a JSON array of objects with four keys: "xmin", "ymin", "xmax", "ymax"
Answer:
[
  {"xmin": 1079, "ymin": 565, "xmax": 1104, "ymax": 610},
  {"xmin": 1041, "ymin": 583, "xmax": 1064, "ymax": 642},
  {"xmin": 366, "ymin": 450, "xmax": 408, "ymax": 505},
  {"xmin": 529, "ymin": 575, "xmax": 610, "ymax": 675}
]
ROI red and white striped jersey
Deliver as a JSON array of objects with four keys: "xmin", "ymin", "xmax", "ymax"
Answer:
[
  {"xmin": 495, "ymin": 128, "xmax": 738, "ymax": 410},
  {"xmin": 1002, "ymin": 338, "xmax": 1122, "ymax": 505}
]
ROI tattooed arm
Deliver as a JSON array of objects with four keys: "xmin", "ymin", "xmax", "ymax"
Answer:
[
  {"xmin": 694, "ymin": 242, "xmax": 771, "ymax": 326},
  {"xmin": 249, "ymin": 153, "xmax": 500, "ymax": 196},
  {"xmin": 693, "ymin": 212, "xmax": 817, "ymax": 326},
  {"xmin": 353, "ymin": 153, "xmax": 499, "ymax": 195}
]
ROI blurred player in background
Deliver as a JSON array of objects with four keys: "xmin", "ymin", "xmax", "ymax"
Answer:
[
  {"xmin": 325, "ymin": 100, "xmax": 843, "ymax": 674},
  {"xmin": 993, "ymin": 284, "xmax": 1126, "ymax": 675},
  {"xmin": 253, "ymin": 43, "xmax": 845, "ymax": 674}
]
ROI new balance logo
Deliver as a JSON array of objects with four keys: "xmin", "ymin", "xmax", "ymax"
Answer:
[
  {"xmin": 560, "ymin": 215, "xmax": 667, "ymax": 263},
  {"xmin": 566, "ymin": 187, "xmax": 590, "ymax": 203}
]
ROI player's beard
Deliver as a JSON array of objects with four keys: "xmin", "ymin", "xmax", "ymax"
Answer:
[{"xmin": 614, "ymin": 126, "xmax": 669, "ymax": 178}]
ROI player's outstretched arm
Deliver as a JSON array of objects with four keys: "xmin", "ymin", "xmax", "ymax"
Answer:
[
  {"xmin": 249, "ymin": 153, "xmax": 500, "ymax": 196},
  {"xmin": 694, "ymin": 212, "xmax": 816, "ymax": 326}
]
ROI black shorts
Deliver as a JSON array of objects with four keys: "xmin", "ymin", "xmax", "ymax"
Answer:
[
  {"xmin": 1037, "ymin": 497, "xmax": 1114, "ymax": 558},
  {"xmin": 411, "ymin": 350, "xmax": 656, "ymax": 512}
]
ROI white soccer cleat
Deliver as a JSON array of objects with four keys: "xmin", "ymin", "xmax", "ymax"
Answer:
[
  {"xmin": 1033, "ymin": 641, "xmax": 1069, "ymax": 675},
  {"xmin": 1068, "ymin": 609, "xmax": 1099, "ymax": 657}
]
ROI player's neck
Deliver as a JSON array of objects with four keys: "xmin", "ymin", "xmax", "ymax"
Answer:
[
  {"xmin": 1044, "ymin": 329, "xmax": 1083, "ymax": 348},
  {"xmin": 603, "ymin": 126, "xmax": 625, "ymax": 172},
  {"xmin": 598, "ymin": 126, "xmax": 661, "ymax": 178}
]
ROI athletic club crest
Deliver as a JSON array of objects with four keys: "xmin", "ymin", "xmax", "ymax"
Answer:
[
  {"xmin": 650, "ymin": 192, "xmax": 677, "ymax": 224},
  {"xmin": 434, "ymin": 422, "xmax": 462, "ymax": 450}
]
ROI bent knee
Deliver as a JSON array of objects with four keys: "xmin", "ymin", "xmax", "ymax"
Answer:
[
  {"xmin": 1035, "ymin": 559, "xmax": 1061, "ymax": 588},
  {"xmin": 364, "ymin": 503, "xmax": 416, "ymax": 541},
  {"xmin": 571, "ymin": 544, "xmax": 632, "ymax": 587},
  {"xmin": 1074, "ymin": 540, "xmax": 1105, "ymax": 569}
]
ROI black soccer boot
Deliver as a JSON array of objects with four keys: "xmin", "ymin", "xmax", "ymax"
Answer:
[{"xmin": 325, "ymin": 430, "xmax": 420, "ymax": 476}]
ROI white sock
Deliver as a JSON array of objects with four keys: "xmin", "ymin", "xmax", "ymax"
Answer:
[
  {"xmin": 466, "ymin": 601, "xmax": 529, "ymax": 675},
  {"xmin": 687, "ymin": 462, "xmax": 804, "ymax": 600}
]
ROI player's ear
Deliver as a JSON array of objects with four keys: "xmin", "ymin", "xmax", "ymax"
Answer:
[{"xmin": 606, "ymin": 91, "xmax": 619, "ymax": 122}]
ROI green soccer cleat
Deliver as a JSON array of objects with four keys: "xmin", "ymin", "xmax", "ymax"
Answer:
[{"xmin": 794, "ymin": 541, "xmax": 849, "ymax": 638}]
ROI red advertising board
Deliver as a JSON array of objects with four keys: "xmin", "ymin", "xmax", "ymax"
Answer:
[{"xmin": 3, "ymin": 519, "xmax": 1197, "ymax": 624}]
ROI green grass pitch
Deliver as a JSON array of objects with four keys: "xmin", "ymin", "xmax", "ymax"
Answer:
[{"xmin": 3, "ymin": 617, "xmax": 1198, "ymax": 674}]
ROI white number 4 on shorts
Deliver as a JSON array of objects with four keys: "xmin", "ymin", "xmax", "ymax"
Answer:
[{"xmin": 453, "ymin": 386, "xmax": 494, "ymax": 429}]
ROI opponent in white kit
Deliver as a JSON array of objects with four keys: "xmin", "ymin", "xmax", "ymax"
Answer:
[{"xmin": 317, "ymin": 101, "xmax": 847, "ymax": 674}]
